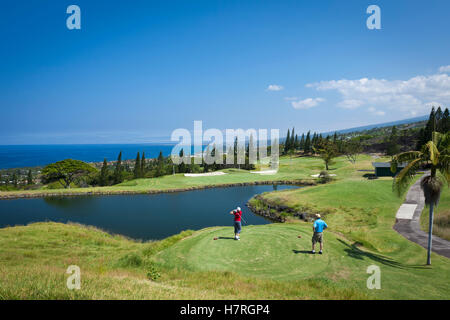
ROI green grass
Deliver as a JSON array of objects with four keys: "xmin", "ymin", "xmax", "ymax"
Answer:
[
  {"xmin": 0, "ymin": 222, "xmax": 368, "ymax": 299},
  {"xmin": 156, "ymin": 223, "xmax": 450, "ymax": 299},
  {"xmin": 1, "ymin": 154, "xmax": 449, "ymax": 299},
  {"xmin": 0, "ymin": 154, "xmax": 363, "ymax": 197}
]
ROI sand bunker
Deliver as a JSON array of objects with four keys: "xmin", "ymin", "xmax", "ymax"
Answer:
[
  {"xmin": 184, "ymin": 172, "xmax": 227, "ymax": 177},
  {"xmin": 250, "ymin": 170, "xmax": 278, "ymax": 175},
  {"xmin": 311, "ymin": 173, "xmax": 336, "ymax": 177}
]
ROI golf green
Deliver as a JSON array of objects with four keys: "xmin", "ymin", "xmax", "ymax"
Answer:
[{"xmin": 156, "ymin": 223, "xmax": 368, "ymax": 281}]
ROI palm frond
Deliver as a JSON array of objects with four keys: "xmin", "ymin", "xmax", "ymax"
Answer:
[
  {"xmin": 390, "ymin": 151, "xmax": 422, "ymax": 173},
  {"xmin": 424, "ymin": 141, "xmax": 440, "ymax": 166},
  {"xmin": 391, "ymin": 151, "xmax": 422, "ymax": 163},
  {"xmin": 437, "ymin": 133, "xmax": 450, "ymax": 155},
  {"xmin": 393, "ymin": 158, "xmax": 423, "ymax": 196},
  {"xmin": 438, "ymin": 154, "xmax": 450, "ymax": 185}
]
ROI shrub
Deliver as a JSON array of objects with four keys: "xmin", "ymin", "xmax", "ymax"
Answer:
[
  {"xmin": 318, "ymin": 171, "xmax": 332, "ymax": 184},
  {"xmin": 146, "ymin": 261, "xmax": 161, "ymax": 281},
  {"xmin": 115, "ymin": 252, "xmax": 143, "ymax": 268}
]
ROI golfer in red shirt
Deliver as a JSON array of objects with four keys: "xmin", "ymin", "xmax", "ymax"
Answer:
[{"xmin": 230, "ymin": 207, "xmax": 242, "ymax": 240}]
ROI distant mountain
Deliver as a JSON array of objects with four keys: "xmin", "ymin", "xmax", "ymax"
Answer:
[{"xmin": 322, "ymin": 115, "xmax": 428, "ymax": 136}]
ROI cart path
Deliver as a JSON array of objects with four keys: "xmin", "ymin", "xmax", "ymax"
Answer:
[{"xmin": 393, "ymin": 176, "xmax": 450, "ymax": 258}]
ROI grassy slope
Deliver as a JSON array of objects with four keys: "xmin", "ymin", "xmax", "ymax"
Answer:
[
  {"xmin": 0, "ymin": 222, "xmax": 367, "ymax": 299},
  {"xmin": 257, "ymin": 156, "xmax": 450, "ymax": 299},
  {"xmin": 1, "ymin": 155, "xmax": 449, "ymax": 299},
  {"xmin": 420, "ymin": 189, "xmax": 450, "ymax": 241}
]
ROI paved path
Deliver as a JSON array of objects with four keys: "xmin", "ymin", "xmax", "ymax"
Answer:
[{"xmin": 393, "ymin": 176, "xmax": 450, "ymax": 258}]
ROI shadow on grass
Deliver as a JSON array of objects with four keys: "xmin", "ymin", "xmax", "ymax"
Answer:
[
  {"xmin": 292, "ymin": 249, "xmax": 314, "ymax": 254},
  {"xmin": 217, "ymin": 236, "xmax": 235, "ymax": 240},
  {"xmin": 337, "ymin": 239, "xmax": 429, "ymax": 269}
]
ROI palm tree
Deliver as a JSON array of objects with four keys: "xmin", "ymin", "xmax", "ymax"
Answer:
[{"xmin": 391, "ymin": 131, "xmax": 449, "ymax": 265}]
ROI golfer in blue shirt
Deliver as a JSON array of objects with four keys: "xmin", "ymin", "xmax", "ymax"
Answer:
[{"xmin": 312, "ymin": 214, "xmax": 328, "ymax": 254}]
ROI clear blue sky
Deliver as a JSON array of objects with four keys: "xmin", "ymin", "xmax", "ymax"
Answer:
[{"xmin": 1, "ymin": 0, "xmax": 449, "ymax": 144}]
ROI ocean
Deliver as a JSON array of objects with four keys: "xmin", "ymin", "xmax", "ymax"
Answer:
[{"xmin": 0, "ymin": 144, "xmax": 181, "ymax": 169}]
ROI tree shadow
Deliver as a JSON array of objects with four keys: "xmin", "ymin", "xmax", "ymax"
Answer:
[
  {"xmin": 337, "ymin": 239, "xmax": 429, "ymax": 269},
  {"xmin": 362, "ymin": 173, "xmax": 378, "ymax": 179}
]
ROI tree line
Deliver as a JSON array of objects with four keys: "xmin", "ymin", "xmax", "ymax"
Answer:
[
  {"xmin": 94, "ymin": 139, "xmax": 256, "ymax": 187},
  {"xmin": 416, "ymin": 107, "xmax": 449, "ymax": 150},
  {"xmin": 282, "ymin": 127, "xmax": 362, "ymax": 170},
  {"xmin": 0, "ymin": 169, "xmax": 35, "ymax": 191}
]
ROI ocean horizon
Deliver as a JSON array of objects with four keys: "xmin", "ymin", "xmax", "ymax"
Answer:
[{"xmin": 0, "ymin": 143, "xmax": 181, "ymax": 169}]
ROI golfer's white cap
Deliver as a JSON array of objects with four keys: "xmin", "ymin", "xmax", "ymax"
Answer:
[
  {"xmin": 237, "ymin": 207, "xmax": 241, "ymax": 211},
  {"xmin": 315, "ymin": 214, "xmax": 321, "ymax": 218}
]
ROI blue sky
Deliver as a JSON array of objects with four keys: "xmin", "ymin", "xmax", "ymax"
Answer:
[{"xmin": 1, "ymin": 0, "xmax": 449, "ymax": 144}]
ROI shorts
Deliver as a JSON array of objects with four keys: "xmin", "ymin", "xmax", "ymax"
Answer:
[
  {"xmin": 312, "ymin": 232, "xmax": 323, "ymax": 244},
  {"xmin": 234, "ymin": 221, "xmax": 242, "ymax": 234}
]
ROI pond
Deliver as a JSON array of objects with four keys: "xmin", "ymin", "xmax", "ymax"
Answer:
[{"xmin": 0, "ymin": 184, "xmax": 298, "ymax": 240}]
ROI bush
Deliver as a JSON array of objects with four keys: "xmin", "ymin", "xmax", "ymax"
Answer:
[
  {"xmin": 318, "ymin": 171, "xmax": 332, "ymax": 184},
  {"xmin": 115, "ymin": 253, "xmax": 143, "ymax": 268},
  {"xmin": 146, "ymin": 261, "xmax": 161, "ymax": 281},
  {"xmin": 46, "ymin": 181, "xmax": 78, "ymax": 189}
]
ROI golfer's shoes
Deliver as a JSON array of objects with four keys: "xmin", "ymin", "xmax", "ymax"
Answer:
[
  {"xmin": 311, "ymin": 250, "xmax": 315, "ymax": 254},
  {"xmin": 319, "ymin": 250, "xmax": 323, "ymax": 254}
]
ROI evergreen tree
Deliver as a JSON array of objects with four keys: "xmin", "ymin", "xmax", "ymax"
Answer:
[
  {"xmin": 304, "ymin": 131, "xmax": 311, "ymax": 153},
  {"xmin": 311, "ymin": 132, "xmax": 317, "ymax": 148},
  {"xmin": 386, "ymin": 125, "xmax": 400, "ymax": 156},
  {"xmin": 27, "ymin": 169, "xmax": 33, "ymax": 185},
  {"xmin": 156, "ymin": 151, "xmax": 165, "ymax": 177},
  {"xmin": 442, "ymin": 108, "xmax": 450, "ymax": 133},
  {"xmin": 178, "ymin": 149, "xmax": 186, "ymax": 173},
  {"xmin": 141, "ymin": 152, "xmax": 146, "ymax": 177},
  {"xmin": 247, "ymin": 134, "xmax": 256, "ymax": 161},
  {"xmin": 423, "ymin": 107, "xmax": 436, "ymax": 145},
  {"xmin": 299, "ymin": 133, "xmax": 305, "ymax": 151},
  {"xmin": 12, "ymin": 171, "xmax": 18, "ymax": 188},
  {"xmin": 338, "ymin": 136, "xmax": 345, "ymax": 153},
  {"xmin": 227, "ymin": 145, "xmax": 234, "ymax": 164},
  {"xmin": 416, "ymin": 107, "xmax": 437, "ymax": 150},
  {"xmin": 134, "ymin": 152, "xmax": 141, "ymax": 179},
  {"xmin": 100, "ymin": 158, "xmax": 109, "ymax": 186},
  {"xmin": 285, "ymin": 129, "xmax": 291, "ymax": 152},
  {"xmin": 333, "ymin": 132, "xmax": 338, "ymax": 144},
  {"xmin": 319, "ymin": 134, "xmax": 324, "ymax": 146},
  {"xmin": 294, "ymin": 134, "xmax": 299, "ymax": 149},
  {"xmin": 416, "ymin": 127, "xmax": 425, "ymax": 150},
  {"xmin": 290, "ymin": 128, "xmax": 295, "ymax": 150},
  {"xmin": 113, "ymin": 151, "xmax": 123, "ymax": 184},
  {"xmin": 435, "ymin": 107, "xmax": 443, "ymax": 131}
]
